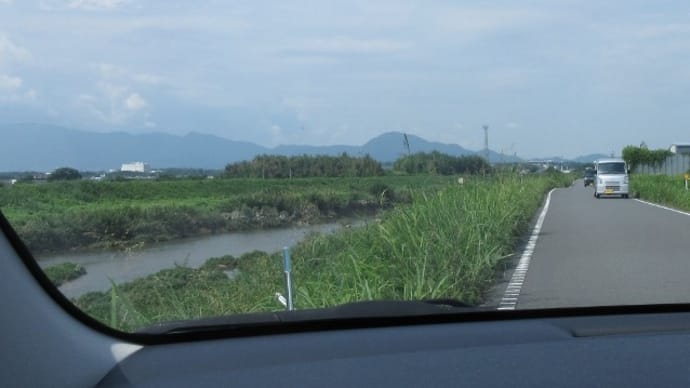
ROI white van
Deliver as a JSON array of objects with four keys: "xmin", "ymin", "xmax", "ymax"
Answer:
[{"xmin": 593, "ymin": 158, "xmax": 629, "ymax": 198}]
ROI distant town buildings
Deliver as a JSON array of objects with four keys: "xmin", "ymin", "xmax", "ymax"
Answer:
[
  {"xmin": 120, "ymin": 162, "xmax": 151, "ymax": 173},
  {"xmin": 669, "ymin": 143, "xmax": 690, "ymax": 155}
]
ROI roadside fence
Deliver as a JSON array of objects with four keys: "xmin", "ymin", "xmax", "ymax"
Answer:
[{"xmin": 634, "ymin": 154, "xmax": 690, "ymax": 175}]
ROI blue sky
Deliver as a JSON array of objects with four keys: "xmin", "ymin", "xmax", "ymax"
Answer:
[{"xmin": 1, "ymin": 0, "xmax": 690, "ymax": 158}]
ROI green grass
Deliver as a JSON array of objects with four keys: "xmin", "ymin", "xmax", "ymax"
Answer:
[
  {"xmin": 0, "ymin": 176, "xmax": 452, "ymax": 254},
  {"xmin": 631, "ymin": 175, "xmax": 690, "ymax": 211},
  {"xmin": 43, "ymin": 262, "xmax": 87, "ymax": 287},
  {"xmin": 73, "ymin": 173, "xmax": 573, "ymax": 332}
]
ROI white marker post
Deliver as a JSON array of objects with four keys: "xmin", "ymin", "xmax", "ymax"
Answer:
[
  {"xmin": 282, "ymin": 246, "xmax": 294, "ymax": 311},
  {"xmin": 685, "ymin": 174, "xmax": 689, "ymax": 191}
]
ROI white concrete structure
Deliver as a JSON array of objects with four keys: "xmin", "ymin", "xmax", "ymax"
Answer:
[
  {"xmin": 120, "ymin": 162, "xmax": 151, "ymax": 173},
  {"xmin": 669, "ymin": 143, "xmax": 690, "ymax": 154}
]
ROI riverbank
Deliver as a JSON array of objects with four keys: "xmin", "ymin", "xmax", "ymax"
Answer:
[
  {"xmin": 74, "ymin": 173, "xmax": 573, "ymax": 332},
  {"xmin": 1, "ymin": 176, "xmax": 451, "ymax": 255},
  {"xmin": 40, "ymin": 219, "xmax": 367, "ymax": 298},
  {"xmin": 43, "ymin": 262, "xmax": 87, "ymax": 287}
]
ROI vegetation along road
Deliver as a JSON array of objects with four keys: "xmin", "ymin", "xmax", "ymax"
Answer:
[{"xmin": 69, "ymin": 173, "xmax": 572, "ymax": 331}]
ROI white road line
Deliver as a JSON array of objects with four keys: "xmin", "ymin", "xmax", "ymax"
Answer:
[
  {"xmin": 497, "ymin": 188, "xmax": 556, "ymax": 310},
  {"xmin": 633, "ymin": 199, "xmax": 690, "ymax": 218}
]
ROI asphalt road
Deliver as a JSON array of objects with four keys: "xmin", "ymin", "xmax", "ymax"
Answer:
[{"xmin": 514, "ymin": 180, "xmax": 690, "ymax": 309}]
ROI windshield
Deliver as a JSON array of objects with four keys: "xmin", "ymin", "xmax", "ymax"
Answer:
[
  {"xmin": 597, "ymin": 163, "xmax": 626, "ymax": 175},
  {"xmin": 2, "ymin": 1, "xmax": 690, "ymax": 334}
]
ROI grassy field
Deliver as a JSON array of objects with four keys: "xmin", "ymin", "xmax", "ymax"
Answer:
[
  {"xmin": 631, "ymin": 175, "xmax": 690, "ymax": 211},
  {"xmin": 73, "ymin": 173, "xmax": 573, "ymax": 332},
  {"xmin": 43, "ymin": 262, "xmax": 87, "ymax": 287},
  {"xmin": 0, "ymin": 175, "xmax": 453, "ymax": 254}
]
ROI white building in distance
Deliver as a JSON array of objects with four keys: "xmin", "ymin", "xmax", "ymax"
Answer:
[{"xmin": 121, "ymin": 162, "xmax": 151, "ymax": 173}]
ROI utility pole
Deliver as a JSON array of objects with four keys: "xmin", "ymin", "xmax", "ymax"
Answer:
[{"xmin": 483, "ymin": 125, "xmax": 489, "ymax": 163}]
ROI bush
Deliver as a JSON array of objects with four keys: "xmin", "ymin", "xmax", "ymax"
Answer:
[
  {"xmin": 622, "ymin": 145, "xmax": 672, "ymax": 171},
  {"xmin": 43, "ymin": 262, "xmax": 87, "ymax": 286},
  {"xmin": 48, "ymin": 167, "xmax": 82, "ymax": 181}
]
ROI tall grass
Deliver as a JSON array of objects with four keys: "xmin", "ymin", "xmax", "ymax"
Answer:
[
  {"xmin": 74, "ymin": 173, "xmax": 572, "ymax": 332},
  {"xmin": 291, "ymin": 174, "xmax": 568, "ymax": 306},
  {"xmin": 42, "ymin": 262, "xmax": 86, "ymax": 287},
  {"xmin": 631, "ymin": 175, "xmax": 690, "ymax": 211}
]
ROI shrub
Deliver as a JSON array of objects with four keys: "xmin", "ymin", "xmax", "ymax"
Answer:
[{"xmin": 43, "ymin": 262, "xmax": 87, "ymax": 286}]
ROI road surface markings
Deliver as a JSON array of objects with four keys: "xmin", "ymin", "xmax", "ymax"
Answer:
[
  {"xmin": 497, "ymin": 188, "xmax": 556, "ymax": 310},
  {"xmin": 634, "ymin": 199, "xmax": 690, "ymax": 218}
]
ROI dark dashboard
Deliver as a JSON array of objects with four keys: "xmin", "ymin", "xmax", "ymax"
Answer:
[{"xmin": 99, "ymin": 312, "xmax": 690, "ymax": 387}]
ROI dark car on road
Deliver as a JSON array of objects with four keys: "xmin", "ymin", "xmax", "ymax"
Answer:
[{"xmin": 584, "ymin": 169, "xmax": 595, "ymax": 187}]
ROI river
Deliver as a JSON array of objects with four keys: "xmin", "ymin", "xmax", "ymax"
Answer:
[{"xmin": 37, "ymin": 220, "xmax": 364, "ymax": 299}]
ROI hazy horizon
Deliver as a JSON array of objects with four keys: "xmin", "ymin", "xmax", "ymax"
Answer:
[
  {"xmin": 0, "ymin": 123, "xmax": 611, "ymax": 163},
  {"xmin": 2, "ymin": 1, "xmax": 690, "ymax": 158}
]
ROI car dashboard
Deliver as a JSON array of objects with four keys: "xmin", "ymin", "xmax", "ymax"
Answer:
[{"xmin": 98, "ymin": 312, "xmax": 690, "ymax": 387}]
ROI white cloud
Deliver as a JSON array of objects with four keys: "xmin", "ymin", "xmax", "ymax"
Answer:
[
  {"xmin": 285, "ymin": 37, "xmax": 409, "ymax": 55},
  {"xmin": 480, "ymin": 68, "xmax": 532, "ymax": 91},
  {"xmin": 96, "ymin": 63, "xmax": 165, "ymax": 85},
  {"xmin": 75, "ymin": 65, "xmax": 157, "ymax": 124},
  {"xmin": 0, "ymin": 35, "xmax": 31, "ymax": 64},
  {"xmin": 0, "ymin": 74, "xmax": 22, "ymax": 90},
  {"xmin": 77, "ymin": 87, "xmax": 148, "ymax": 123},
  {"xmin": 433, "ymin": 7, "xmax": 547, "ymax": 35},
  {"xmin": 98, "ymin": 63, "xmax": 127, "ymax": 79},
  {"xmin": 69, "ymin": 0, "xmax": 127, "ymax": 10},
  {"xmin": 24, "ymin": 89, "xmax": 38, "ymax": 99},
  {"xmin": 124, "ymin": 92, "xmax": 147, "ymax": 110},
  {"xmin": 0, "ymin": 74, "xmax": 37, "ymax": 103},
  {"xmin": 132, "ymin": 73, "xmax": 164, "ymax": 84},
  {"xmin": 76, "ymin": 93, "xmax": 109, "ymax": 121},
  {"xmin": 38, "ymin": 1, "xmax": 56, "ymax": 11},
  {"xmin": 99, "ymin": 82, "xmax": 127, "ymax": 100},
  {"xmin": 636, "ymin": 23, "xmax": 690, "ymax": 39},
  {"xmin": 505, "ymin": 122, "xmax": 519, "ymax": 129}
]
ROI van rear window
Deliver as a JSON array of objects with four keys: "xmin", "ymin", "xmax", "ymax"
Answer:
[{"xmin": 597, "ymin": 163, "xmax": 626, "ymax": 174}]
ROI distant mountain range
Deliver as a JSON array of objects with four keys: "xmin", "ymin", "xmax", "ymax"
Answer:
[
  {"xmin": 0, "ymin": 123, "xmax": 565, "ymax": 171},
  {"xmin": 273, "ymin": 132, "xmax": 516, "ymax": 164}
]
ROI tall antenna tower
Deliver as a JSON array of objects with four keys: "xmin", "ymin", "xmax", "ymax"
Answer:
[{"xmin": 483, "ymin": 125, "xmax": 489, "ymax": 162}]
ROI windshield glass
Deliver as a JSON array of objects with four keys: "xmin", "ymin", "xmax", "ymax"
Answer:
[
  {"xmin": 597, "ymin": 163, "xmax": 626, "ymax": 175},
  {"xmin": 2, "ymin": 1, "xmax": 690, "ymax": 333}
]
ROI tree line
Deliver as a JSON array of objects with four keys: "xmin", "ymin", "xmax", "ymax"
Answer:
[
  {"xmin": 224, "ymin": 154, "xmax": 385, "ymax": 178},
  {"xmin": 393, "ymin": 151, "xmax": 491, "ymax": 175},
  {"xmin": 223, "ymin": 152, "xmax": 493, "ymax": 178}
]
